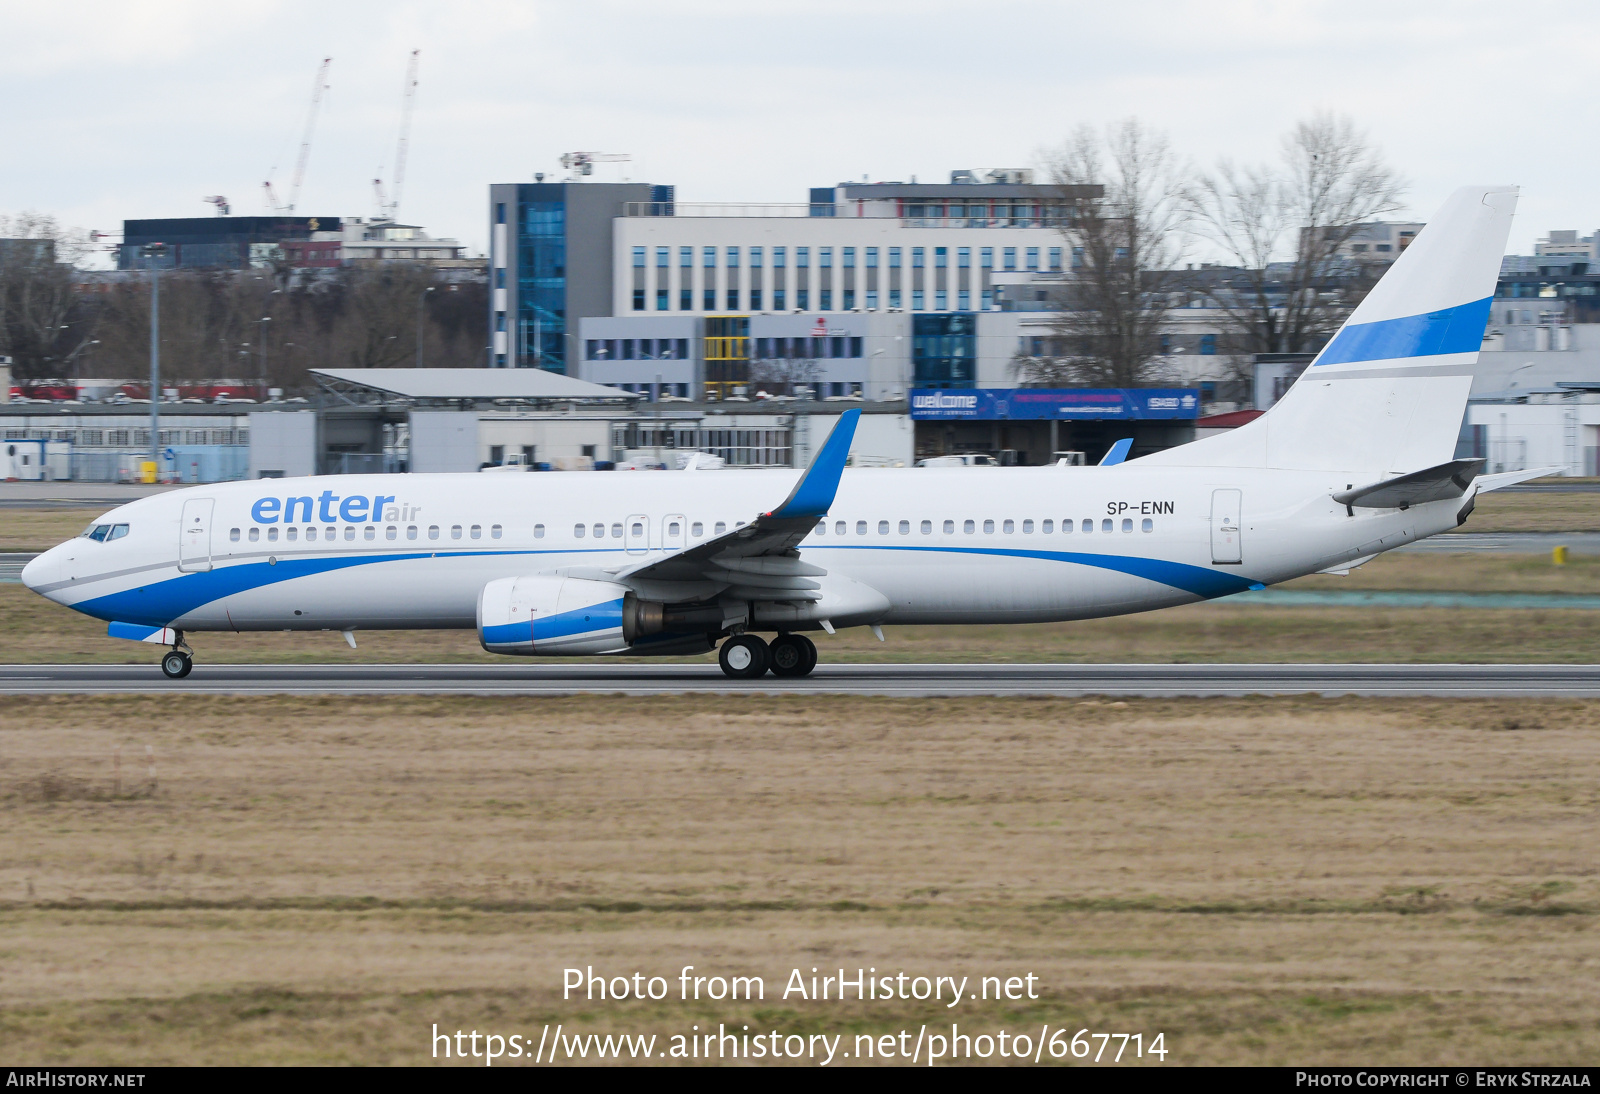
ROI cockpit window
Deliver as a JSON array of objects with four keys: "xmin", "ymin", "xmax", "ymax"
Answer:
[
  {"xmin": 84, "ymin": 524, "xmax": 110, "ymax": 542},
  {"xmin": 107, "ymin": 524, "xmax": 129, "ymax": 541}
]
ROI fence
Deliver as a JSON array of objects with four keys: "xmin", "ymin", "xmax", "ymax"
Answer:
[{"xmin": 67, "ymin": 446, "xmax": 250, "ymax": 484}]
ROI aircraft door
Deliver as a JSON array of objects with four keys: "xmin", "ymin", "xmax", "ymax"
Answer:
[
  {"xmin": 662, "ymin": 513, "xmax": 686, "ymax": 552},
  {"xmin": 178, "ymin": 498, "xmax": 215, "ymax": 573},
  {"xmin": 1210, "ymin": 489, "xmax": 1242, "ymax": 565},
  {"xmin": 625, "ymin": 513, "xmax": 650, "ymax": 554}
]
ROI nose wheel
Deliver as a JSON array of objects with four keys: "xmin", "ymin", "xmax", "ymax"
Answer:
[{"xmin": 161, "ymin": 649, "xmax": 193, "ymax": 679}]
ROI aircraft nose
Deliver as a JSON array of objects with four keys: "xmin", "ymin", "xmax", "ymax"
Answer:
[{"xmin": 20, "ymin": 549, "xmax": 56, "ymax": 591}]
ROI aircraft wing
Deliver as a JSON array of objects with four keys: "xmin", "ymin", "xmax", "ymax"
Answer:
[{"xmin": 606, "ymin": 408, "xmax": 861, "ymax": 601}]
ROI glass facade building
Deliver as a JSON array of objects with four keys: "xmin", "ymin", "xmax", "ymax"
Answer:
[{"xmin": 912, "ymin": 313, "xmax": 977, "ymax": 388}]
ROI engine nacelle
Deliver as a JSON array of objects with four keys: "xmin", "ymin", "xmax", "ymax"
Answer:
[
  {"xmin": 478, "ymin": 576, "xmax": 630, "ymax": 655},
  {"xmin": 477, "ymin": 576, "xmax": 725, "ymax": 657}
]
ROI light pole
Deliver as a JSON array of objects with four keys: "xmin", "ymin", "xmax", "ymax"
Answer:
[
  {"xmin": 140, "ymin": 243, "xmax": 167, "ymax": 472},
  {"xmin": 416, "ymin": 285, "xmax": 435, "ymax": 368},
  {"xmin": 258, "ymin": 315, "xmax": 272, "ymax": 394}
]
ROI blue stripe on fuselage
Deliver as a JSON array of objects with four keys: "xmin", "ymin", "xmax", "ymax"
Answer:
[{"xmin": 66, "ymin": 543, "xmax": 1255, "ymax": 627}]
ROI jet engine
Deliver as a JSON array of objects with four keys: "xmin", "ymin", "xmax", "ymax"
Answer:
[{"xmin": 476, "ymin": 576, "xmax": 721, "ymax": 656}]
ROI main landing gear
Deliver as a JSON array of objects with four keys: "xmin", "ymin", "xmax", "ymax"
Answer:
[
  {"xmin": 718, "ymin": 633, "xmax": 817, "ymax": 679},
  {"xmin": 160, "ymin": 631, "xmax": 193, "ymax": 679}
]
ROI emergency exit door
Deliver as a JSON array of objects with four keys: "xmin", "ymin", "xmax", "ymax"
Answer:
[
  {"xmin": 625, "ymin": 514, "xmax": 650, "ymax": 554},
  {"xmin": 178, "ymin": 498, "xmax": 215, "ymax": 572},
  {"xmin": 1210, "ymin": 489, "xmax": 1243, "ymax": 565}
]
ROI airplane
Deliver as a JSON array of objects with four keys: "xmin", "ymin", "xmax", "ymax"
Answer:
[{"xmin": 22, "ymin": 185, "xmax": 1548, "ymax": 681}]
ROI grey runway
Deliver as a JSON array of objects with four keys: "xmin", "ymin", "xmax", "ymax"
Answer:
[{"xmin": 5, "ymin": 662, "xmax": 1600, "ymax": 697}]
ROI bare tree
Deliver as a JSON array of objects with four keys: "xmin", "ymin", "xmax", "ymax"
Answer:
[
  {"xmin": 0, "ymin": 212, "xmax": 97, "ymax": 381},
  {"xmin": 1021, "ymin": 119, "xmax": 1190, "ymax": 387},
  {"xmin": 1188, "ymin": 112, "xmax": 1406, "ymax": 355}
]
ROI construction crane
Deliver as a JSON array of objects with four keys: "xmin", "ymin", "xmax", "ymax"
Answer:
[
  {"xmin": 560, "ymin": 152, "xmax": 631, "ymax": 179},
  {"xmin": 263, "ymin": 56, "xmax": 332, "ymax": 214},
  {"xmin": 372, "ymin": 49, "xmax": 421, "ymax": 221}
]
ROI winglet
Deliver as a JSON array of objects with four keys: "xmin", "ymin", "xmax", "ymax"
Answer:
[
  {"xmin": 1100, "ymin": 438, "xmax": 1133, "ymax": 466},
  {"xmin": 769, "ymin": 408, "xmax": 860, "ymax": 519}
]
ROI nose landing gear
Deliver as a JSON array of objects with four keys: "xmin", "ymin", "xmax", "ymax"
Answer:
[{"xmin": 160, "ymin": 631, "xmax": 193, "ymax": 679}]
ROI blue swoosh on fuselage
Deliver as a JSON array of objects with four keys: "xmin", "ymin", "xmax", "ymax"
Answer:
[{"xmin": 69, "ymin": 544, "xmax": 1257, "ymax": 627}]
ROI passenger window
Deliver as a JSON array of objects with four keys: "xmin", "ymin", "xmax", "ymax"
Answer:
[
  {"xmin": 325, "ymin": 526, "xmax": 336, "ymax": 541},
  {"xmin": 856, "ymin": 521, "xmax": 867, "ymax": 535},
  {"xmin": 1022, "ymin": 519, "xmax": 1033, "ymax": 534},
  {"xmin": 630, "ymin": 522, "xmax": 642, "ymax": 537},
  {"xmin": 691, "ymin": 522, "xmax": 703, "ymax": 536},
  {"xmin": 898, "ymin": 520, "xmax": 909, "ymax": 535},
  {"xmin": 534, "ymin": 524, "xmax": 545, "ymax": 539},
  {"xmin": 230, "ymin": 528, "xmax": 241, "ymax": 542},
  {"xmin": 670, "ymin": 521, "xmax": 681, "ymax": 536},
  {"xmin": 364, "ymin": 526, "xmax": 376, "ymax": 541},
  {"xmin": 1101, "ymin": 519, "xmax": 1113, "ymax": 533},
  {"xmin": 471, "ymin": 525, "xmax": 482, "ymax": 540},
  {"xmin": 1122, "ymin": 518, "xmax": 1133, "ymax": 533},
  {"xmin": 249, "ymin": 527, "xmax": 260, "ymax": 542},
  {"xmin": 983, "ymin": 519, "xmax": 995, "ymax": 534},
  {"xmin": 306, "ymin": 527, "xmax": 318, "ymax": 542},
  {"xmin": 715, "ymin": 521, "xmax": 727, "ymax": 534},
  {"xmin": 1062, "ymin": 519, "xmax": 1073, "ymax": 534},
  {"xmin": 286, "ymin": 527, "xmax": 298, "ymax": 542},
  {"xmin": 1082, "ymin": 519, "xmax": 1093, "ymax": 534},
  {"xmin": 1142, "ymin": 517, "xmax": 1153, "ymax": 532},
  {"xmin": 943, "ymin": 519, "xmax": 954, "ymax": 534},
  {"xmin": 452, "ymin": 525, "xmax": 463, "ymax": 540},
  {"xmin": 1043, "ymin": 519, "xmax": 1053, "ymax": 534},
  {"xmin": 1003, "ymin": 519, "xmax": 1014, "ymax": 534},
  {"xmin": 834, "ymin": 521, "xmax": 845, "ymax": 535},
  {"xmin": 407, "ymin": 525, "xmax": 418, "ymax": 540},
  {"xmin": 593, "ymin": 523, "xmax": 605, "ymax": 538},
  {"xmin": 267, "ymin": 527, "xmax": 279, "ymax": 542},
  {"xmin": 814, "ymin": 521, "xmax": 825, "ymax": 535},
  {"xmin": 108, "ymin": 524, "xmax": 129, "ymax": 541},
  {"xmin": 921, "ymin": 520, "xmax": 932, "ymax": 535},
  {"xmin": 344, "ymin": 526, "xmax": 356, "ymax": 541},
  {"xmin": 963, "ymin": 519, "xmax": 975, "ymax": 534},
  {"xmin": 491, "ymin": 525, "xmax": 502, "ymax": 539},
  {"xmin": 574, "ymin": 524, "xmax": 585, "ymax": 538},
  {"xmin": 385, "ymin": 526, "xmax": 397, "ymax": 541}
]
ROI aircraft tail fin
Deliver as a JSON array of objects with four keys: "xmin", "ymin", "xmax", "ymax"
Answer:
[{"xmin": 1142, "ymin": 186, "xmax": 1518, "ymax": 474}]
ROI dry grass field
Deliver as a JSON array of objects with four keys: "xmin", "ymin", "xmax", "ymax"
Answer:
[{"xmin": 0, "ymin": 693, "xmax": 1596, "ymax": 1065}]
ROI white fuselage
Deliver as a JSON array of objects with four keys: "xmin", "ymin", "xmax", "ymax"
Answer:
[{"xmin": 23, "ymin": 464, "xmax": 1461, "ymax": 638}]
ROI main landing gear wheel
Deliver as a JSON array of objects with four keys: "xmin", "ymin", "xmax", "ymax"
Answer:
[
  {"xmin": 770, "ymin": 634, "xmax": 817, "ymax": 678},
  {"xmin": 719, "ymin": 635, "xmax": 770, "ymax": 679},
  {"xmin": 160, "ymin": 650, "xmax": 193, "ymax": 679}
]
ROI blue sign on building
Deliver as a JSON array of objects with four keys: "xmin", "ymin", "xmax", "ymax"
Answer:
[{"xmin": 909, "ymin": 388, "xmax": 1200, "ymax": 421}]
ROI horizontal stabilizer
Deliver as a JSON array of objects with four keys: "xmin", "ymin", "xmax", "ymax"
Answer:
[
  {"xmin": 1333, "ymin": 458, "xmax": 1484, "ymax": 509},
  {"xmin": 1474, "ymin": 466, "xmax": 1563, "ymax": 493}
]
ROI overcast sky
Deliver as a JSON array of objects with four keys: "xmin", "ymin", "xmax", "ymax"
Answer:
[{"xmin": 2, "ymin": 0, "xmax": 1595, "ymax": 264}]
